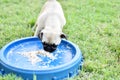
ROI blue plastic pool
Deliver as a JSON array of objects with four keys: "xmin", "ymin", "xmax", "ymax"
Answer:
[{"xmin": 0, "ymin": 37, "xmax": 83, "ymax": 80}]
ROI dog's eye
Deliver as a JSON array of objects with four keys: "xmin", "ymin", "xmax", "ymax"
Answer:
[
  {"xmin": 43, "ymin": 42, "xmax": 45, "ymax": 44},
  {"xmin": 52, "ymin": 44, "xmax": 57, "ymax": 48},
  {"xmin": 43, "ymin": 42, "xmax": 47, "ymax": 47},
  {"xmin": 52, "ymin": 44, "xmax": 56, "ymax": 47}
]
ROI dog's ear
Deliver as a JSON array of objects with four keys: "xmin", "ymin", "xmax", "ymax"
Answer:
[
  {"xmin": 38, "ymin": 32, "xmax": 43, "ymax": 40},
  {"xmin": 60, "ymin": 33, "xmax": 67, "ymax": 39}
]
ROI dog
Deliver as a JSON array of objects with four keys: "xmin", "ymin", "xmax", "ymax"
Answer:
[{"xmin": 33, "ymin": 0, "xmax": 67, "ymax": 52}]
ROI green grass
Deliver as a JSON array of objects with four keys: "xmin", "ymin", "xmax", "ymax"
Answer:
[{"xmin": 0, "ymin": 0, "xmax": 120, "ymax": 80}]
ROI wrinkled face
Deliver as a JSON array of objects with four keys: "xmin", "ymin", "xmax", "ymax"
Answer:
[{"xmin": 38, "ymin": 30, "xmax": 66, "ymax": 52}]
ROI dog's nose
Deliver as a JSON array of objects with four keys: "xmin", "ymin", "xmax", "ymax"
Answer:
[
  {"xmin": 44, "ymin": 46, "xmax": 56, "ymax": 52},
  {"xmin": 42, "ymin": 42, "xmax": 57, "ymax": 52}
]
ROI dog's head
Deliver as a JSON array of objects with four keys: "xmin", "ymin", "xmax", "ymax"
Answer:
[{"xmin": 38, "ymin": 30, "xmax": 67, "ymax": 52}]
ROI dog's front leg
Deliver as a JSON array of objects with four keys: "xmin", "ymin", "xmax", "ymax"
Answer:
[
  {"xmin": 34, "ymin": 24, "xmax": 44, "ymax": 36},
  {"xmin": 32, "ymin": 23, "xmax": 37, "ymax": 32},
  {"xmin": 34, "ymin": 14, "xmax": 45, "ymax": 36}
]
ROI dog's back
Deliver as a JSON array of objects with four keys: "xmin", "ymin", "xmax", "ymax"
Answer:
[
  {"xmin": 34, "ymin": 0, "xmax": 67, "ymax": 52},
  {"xmin": 40, "ymin": 0, "xmax": 66, "ymax": 27},
  {"xmin": 41, "ymin": 0, "xmax": 63, "ymax": 13}
]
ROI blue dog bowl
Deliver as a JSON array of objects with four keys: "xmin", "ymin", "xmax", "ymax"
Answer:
[{"xmin": 0, "ymin": 37, "xmax": 83, "ymax": 80}]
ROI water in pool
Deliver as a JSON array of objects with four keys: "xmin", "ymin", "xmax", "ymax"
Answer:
[{"xmin": 6, "ymin": 40, "xmax": 75, "ymax": 70}]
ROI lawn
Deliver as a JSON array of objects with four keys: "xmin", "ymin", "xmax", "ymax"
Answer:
[{"xmin": 0, "ymin": 0, "xmax": 120, "ymax": 80}]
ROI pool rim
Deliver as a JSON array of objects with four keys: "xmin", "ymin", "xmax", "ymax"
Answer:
[{"xmin": 0, "ymin": 37, "xmax": 83, "ymax": 74}]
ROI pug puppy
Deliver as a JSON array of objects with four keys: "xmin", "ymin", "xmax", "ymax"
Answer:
[{"xmin": 34, "ymin": 0, "xmax": 67, "ymax": 52}]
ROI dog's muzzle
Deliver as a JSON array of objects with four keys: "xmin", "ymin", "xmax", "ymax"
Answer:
[{"xmin": 43, "ymin": 42, "xmax": 58, "ymax": 52}]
